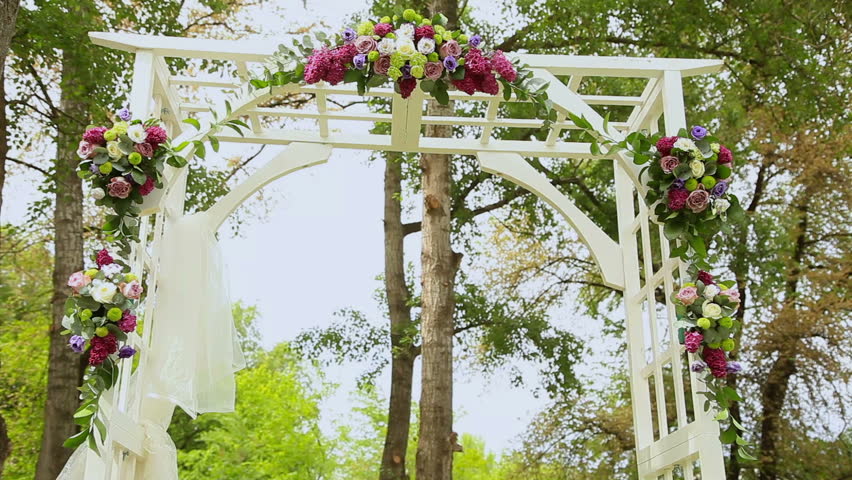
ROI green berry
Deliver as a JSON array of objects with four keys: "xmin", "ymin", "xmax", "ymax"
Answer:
[
  {"xmin": 684, "ymin": 178, "xmax": 698, "ymax": 191},
  {"xmin": 719, "ymin": 317, "xmax": 733, "ymax": 328},
  {"xmin": 386, "ymin": 33, "xmax": 396, "ymax": 39},
  {"xmin": 427, "ymin": 52, "xmax": 440, "ymax": 62},
  {"xmin": 77, "ymin": 169, "xmax": 89, "ymax": 179},
  {"xmin": 458, "ymin": 34, "xmax": 469, "ymax": 43},
  {"xmin": 701, "ymin": 175, "xmax": 717, "ymax": 189},
  {"xmin": 103, "ymin": 130, "xmax": 117, "ymax": 141},
  {"xmin": 107, "ymin": 307, "xmax": 123, "ymax": 321},
  {"xmin": 457, "ymin": 57, "xmax": 465, "ymax": 66},
  {"xmin": 81, "ymin": 309, "xmax": 93, "ymax": 320},
  {"xmin": 380, "ymin": 16, "xmax": 391, "ymax": 23},
  {"xmin": 697, "ymin": 317, "xmax": 712, "ymax": 329},
  {"xmin": 95, "ymin": 326, "xmax": 109, "ymax": 337},
  {"xmin": 128, "ymin": 152, "xmax": 142, "ymax": 165},
  {"xmin": 721, "ymin": 338, "xmax": 736, "ymax": 351},
  {"xmin": 421, "ymin": 18, "xmax": 431, "ymax": 25},
  {"xmin": 99, "ymin": 162, "xmax": 113, "ymax": 174},
  {"xmin": 433, "ymin": 34, "xmax": 443, "ymax": 45},
  {"xmin": 392, "ymin": 15, "xmax": 399, "ymax": 22},
  {"xmin": 707, "ymin": 342, "xmax": 721, "ymax": 349},
  {"xmin": 368, "ymin": 51, "xmax": 380, "ymax": 62},
  {"xmin": 414, "ymin": 14, "xmax": 422, "ymax": 23},
  {"xmin": 411, "ymin": 65, "xmax": 424, "ymax": 78},
  {"xmin": 716, "ymin": 165, "xmax": 732, "ymax": 179},
  {"xmin": 402, "ymin": 9, "xmax": 416, "ymax": 21}
]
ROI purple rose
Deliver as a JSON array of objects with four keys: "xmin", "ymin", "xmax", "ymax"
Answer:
[
  {"xmin": 691, "ymin": 125, "xmax": 708, "ymax": 140},
  {"xmin": 685, "ymin": 189, "xmax": 710, "ymax": 213},
  {"xmin": 659, "ymin": 155, "xmax": 679, "ymax": 174},
  {"xmin": 69, "ymin": 335, "xmax": 85, "ymax": 354},
  {"xmin": 117, "ymin": 107, "xmax": 132, "ymax": 122},
  {"xmin": 354, "ymin": 35, "xmax": 377, "ymax": 54},
  {"xmin": 374, "ymin": 55, "xmax": 391, "ymax": 75},
  {"xmin": 711, "ymin": 180, "xmax": 728, "ymax": 198},
  {"xmin": 726, "ymin": 361, "xmax": 743, "ymax": 374},
  {"xmin": 690, "ymin": 361, "xmax": 707, "ymax": 373},
  {"xmin": 400, "ymin": 65, "xmax": 412, "ymax": 79},
  {"xmin": 107, "ymin": 176, "xmax": 133, "ymax": 199},
  {"xmin": 118, "ymin": 345, "xmax": 136, "ymax": 359},
  {"xmin": 424, "ymin": 61, "xmax": 444, "ymax": 80},
  {"xmin": 468, "ymin": 34, "xmax": 482, "ymax": 48},
  {"xmin": 342, "ymin": 28, "xmax": 357, "ymax": 44},
  {"xmin": 443, "ymin": 55, "xmax": 458, "ymax": 72},
  {"xmin": 353, "ymin": 53, "xmax": 367, "ymax": 69},
  {"xmin": 672, "ymin": 178, "xmax": 685, "ymax": 189}
]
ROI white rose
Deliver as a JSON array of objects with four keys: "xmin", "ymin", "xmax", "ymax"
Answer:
[
  {"xmin": 106, "ymin": 141, "xmax": 123, "ymax": 159},
  {"xmin": 417, "ymin": 38, "xmax": 435, "ymax": 55},
  {"xmin": 127, "ymin": 124, "xmax": 148, "ymax": 144},
  {"xmin": 674, "ymin": 137, "xmax": 696, "ymax": 152},
  {"xmin": 377, "ymin": 38, "xmax": 396, "ymax": 55},
  {"xmin": 703, "ymin": 284, "xmax": 721, "ymax": 300},
  {"xmin": 396, "ymin": 40, "xmax": 416, "ymax": 56},
  {"xmin": 90, "ymin": 279, "xmax": 117, "ymax": 304},
  {"xmin": 396, "ymin": 23, "xmax": 415, "ymax": 40},
  {"xmin": 91, "ymin": 187, "xmax": 105, "ymax": 200},
  {"xmin": 702, "ymin": 300, "xmax": 723, "ymax": 319},
  {"xmin": 712, "ymin": 198, "xmax": 731, "ymax": 216},
  {"xmin": 689, "ymin": 160, "xmax": 705, "ymax": 178}
]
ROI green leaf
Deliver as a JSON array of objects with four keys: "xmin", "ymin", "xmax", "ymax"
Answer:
[
  {"xmin": 720, "ymin": 427, "xmax": 737, "ymax": 444},
  {"xmin": 344, "ymin": 69, "xmax": 362, "ymax": 83},
  {"xmin": 432, "ymin": 84, "xmax": 449, "ymax": 105},
  {"xmin": 209, "ymin": 135, "xmax": 220, "ymax": 153},
  {"xmin": 367, "ymin": 74, "xmax": 386, "ymax": 88},
  {"xmin": 714, "ymin": 408, "xmax": 730, "ymax": 421},
  {"xmin": 432, "ymin": 13, "xmax": 448, "ymax": 25},
  {"xmin": 130, "ymin": 169, "xmax": 147, "ymax": 185},
  {"xmin": 419, "ymin": 79, "xmax": 435, "ymax": 92},
  {"xmin": 689, "ymin": 236, "xmax": 707, "ymax": 257},
  {"xmin": 74, "ymin": 407, "xmax": 94, "ymax": 418},
  {"xmin": 194, "ymin": 141, "xmax": 206, "ymax": 160},
  {"xmin": 738, "ymin": 447, "xmax": 757, "ymax": 461},
  {"xmin": 183, "ymin": 118, "xmax": 201, "ymax": 130},
  {"xmin": 250, "ymin": 79, "xmax": 269, "ymax": 89},
  {"xmin": 63, "ymin": 430, "xmax": 89, "ymax": 449},
  {"xmin": 663, "ymin": 219, "xmax": 686, "ymax": 240}
]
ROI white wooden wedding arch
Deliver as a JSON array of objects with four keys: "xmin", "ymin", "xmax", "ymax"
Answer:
[{"xmin": 88, "ymin": 31, "xmax": 726, "ymax": 480}]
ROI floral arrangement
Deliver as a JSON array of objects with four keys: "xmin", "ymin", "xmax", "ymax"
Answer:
[
  {"xmin": 252, "ymin": 8, "xmax": 553, "ymax": 118},
  {"xmin": 569, "ymin": 113, "xmax": 753, "ymax": 459},
  {"xmin": 61, "ymin": 248, "xmax": 142, "ymax": 451},
  {"xmin": 76, "ymin": 109, "xmax": 187, "ymax": 255}
]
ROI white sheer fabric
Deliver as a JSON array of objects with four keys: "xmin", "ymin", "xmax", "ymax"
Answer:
[{"xmin": 58, "ymin": 210, "xmax": 245, "ymax": 479}]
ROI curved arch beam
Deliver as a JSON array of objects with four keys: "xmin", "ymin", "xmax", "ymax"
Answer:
[
  {"xmin": 205, "ymin": 142, "xmax": 333, "ymax": 231},
  {"xmin": 476, "ymin": 151, "xmax": 624, "ymax": 290}
]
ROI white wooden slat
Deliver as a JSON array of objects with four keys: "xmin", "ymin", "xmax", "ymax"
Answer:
[
  {"xmin": 479, "ymin": 97, "xmax": 501, "ymax": 145},
  {"xmin": 237, "ymin": 61, "xmax": 263, "ymax": 134},
  {"xmin": 660, "ymin": 223, "xmax": 689, "ymax": 429}
]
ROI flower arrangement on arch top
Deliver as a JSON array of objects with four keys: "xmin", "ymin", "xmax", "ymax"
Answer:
[
  {"xmin": 640, "ymin": 126, "xmax": 745, "ymax": 256},
  {"xmin": 252, "ymin": 7, "xmax": 554, "ymax": 116},
  {"xmin": 77, "ymin": 110, "xmax": 189, "ymax": 255}
]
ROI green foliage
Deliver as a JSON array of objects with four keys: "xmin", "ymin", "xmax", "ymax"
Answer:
[{"xmin": 0, "ymin": 228, "xmax": 52, "ymax": 479}]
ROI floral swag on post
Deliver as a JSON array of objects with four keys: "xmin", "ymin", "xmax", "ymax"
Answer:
[
  {"xmin": 62, "ymin": 248, "xmax": 142, "ymax": 452},
  {"xmin": 569, "ymin": 114, "xmax": 754, "ymax": 460},
  {"xmin": 251, "ymin": 7, "xmax": 555, "ymax": 125}
]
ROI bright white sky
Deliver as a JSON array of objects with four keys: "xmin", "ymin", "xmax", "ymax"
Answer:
[{"xmin": 3, "ymin": 0, "xmax": 622, "ymax": 456}]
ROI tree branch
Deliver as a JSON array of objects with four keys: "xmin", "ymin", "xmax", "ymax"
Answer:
[{"xmin": 6, "ymin": 156, "xmax": 50, "ymax": 176}]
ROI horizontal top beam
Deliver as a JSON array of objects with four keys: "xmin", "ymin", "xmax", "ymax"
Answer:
[{"xmin": 89, "ymin": 32, "xmax": 723, "ymax": 77}]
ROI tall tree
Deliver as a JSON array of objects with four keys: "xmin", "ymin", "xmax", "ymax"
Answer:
[
  {"xmin": 416, "ymin": 0, "xmax": 460, "ymax": 477},
  {"xmin": 0, "ymin": 0, "xmax": 20, "ymax": 216}
]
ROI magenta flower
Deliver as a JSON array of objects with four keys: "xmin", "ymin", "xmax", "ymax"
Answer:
[
  {"xmin": 684, "ymin": 331, "xmax": 704, "ymax": 353},
  {"xmin": 667, "ymin": 188, "xmax": 689, "ymax": 210},
  {"xmin": 490, "ymin": 50, "xmax": 517, "ymax": 82},
  {"xmin": 373, "ymin": 23, "xmax": 394, "ymax": 37},
  {"xmin": 702, "ymin": 347, "xmax": 728, "ymax": 378},
  {"xmin": 718, "ymin": 145, "xmax": 733, "ymax": 164},
  {"xmin": 464, "ymin": 48, "xmax": 491, "ymax": 75},
  {"xmin": 145, "ymin": 126, "xmax": 168, "ymax": 145},
  {"xmin": 477, "ymin": 72, "xmax": 500, "ymax": 95},
  {"xmin": 139, "ymin": 176, "xmax": 155, "ymax": 196},
  {"xmin": 414, "ymin": 25, "xmax": 435, "ymax": 40},
  {"xmin": 96, "ymin": 249, "xmax": 114, "ymax": 267},
  {"xmin": 697, "ymin": 270, "xmax": 714, "ymax": 285},
  {"xmin": 398, "ymin": 77, "xmax": 417, "ymax": 99},
  {"xmin": 118, "ymin": 310, "xmax": 138, "ymax": 333},
  {"xmin": 656, "ymin": 136, "xmax": 678, "ymax": 156},
  {"xmin": 88, "ymin": 334, "xmax": 117, "ymax": 366},
  {"xmin": 83, "ymin": 127, "xmax": 108, "ymax": 146}
]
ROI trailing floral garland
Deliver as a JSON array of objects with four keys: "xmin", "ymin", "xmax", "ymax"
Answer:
[
  {"xmin": 77, "ymin": 108, "xmax": 247, "ymax": 255},
  {"xmin": 569, "ymin": 113, "xmax": 754, "ymax": 460},
  {"xmin": 61, "ymin": 248, "xmax": 142, "ymax": 452},
  {"xmin": 251, "ymin": 7, "xmax": 554, "ymax": 123}
]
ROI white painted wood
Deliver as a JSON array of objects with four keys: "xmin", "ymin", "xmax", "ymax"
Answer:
[
  {"xmin": 206, "ymin": 143, "xmax": 333, "ymax": 230},
  {"xmin": 478, "ymin": 152, "xmax": 625, "ymax": 291},
  {"xmin": 107, "ymin": 410, "xmax": 145, "ymax": 457}
]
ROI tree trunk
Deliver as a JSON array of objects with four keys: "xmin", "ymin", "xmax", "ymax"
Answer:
[
  {"xmin": 0, "ymin": 413, "xmax": 10, "ymax": 478},
  {"xmin": 35, "ymin": 51, "xmax": 88, "ymax": 480},
  {"xmin": 0, "ymin": 0, "xmax": 20, "ymax": 216},
  {"xmin": 380, "ymin": 152, "xmax": 418, "ymax": 480}
]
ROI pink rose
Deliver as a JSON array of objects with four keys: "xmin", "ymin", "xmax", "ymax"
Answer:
[
  {"xmin": 374, "ymin": 55, "xmax": 391, "ymax": 75},
  {"xmin": 354, "ymin": 35, "xmax": 377, "ymax": 54},
  {"xmin": 107, "ymin": 176, "xmax": 133, "ymax": 199},
  {"xmin": 135, "ymin": 142, "xmax": 154, "ymax": 158},
  {"xmin": 121, "ymin": 280, "xmax": 143, "ymax": 300},
  {"xmin": 424, "ymin": 61, "xmax": 444, "ymax": 80},
  {"xmin": 720, "ymin": 288, "xmax": 740, "ymax": 303},
  {"xmin": 676, "ymin": 286, "xmax": 698, "ymax": 306},
  {"xmin": 77, "ymin": 141, "xmax": 96, "ymax": 159},
  {"xmin": 685, "ymin": 189, "xmax": 710, "ymax": 213},
  {"xmin": 67, "ymin": 271, "xmax": 91, "ymax": 292},
  {"xmin": 660, "ymin": 155, "xmax": 679, "ymax": 174},
  {"xmin": 439, "ymin": 40, "xmax": 461, "ymax": 58}
]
